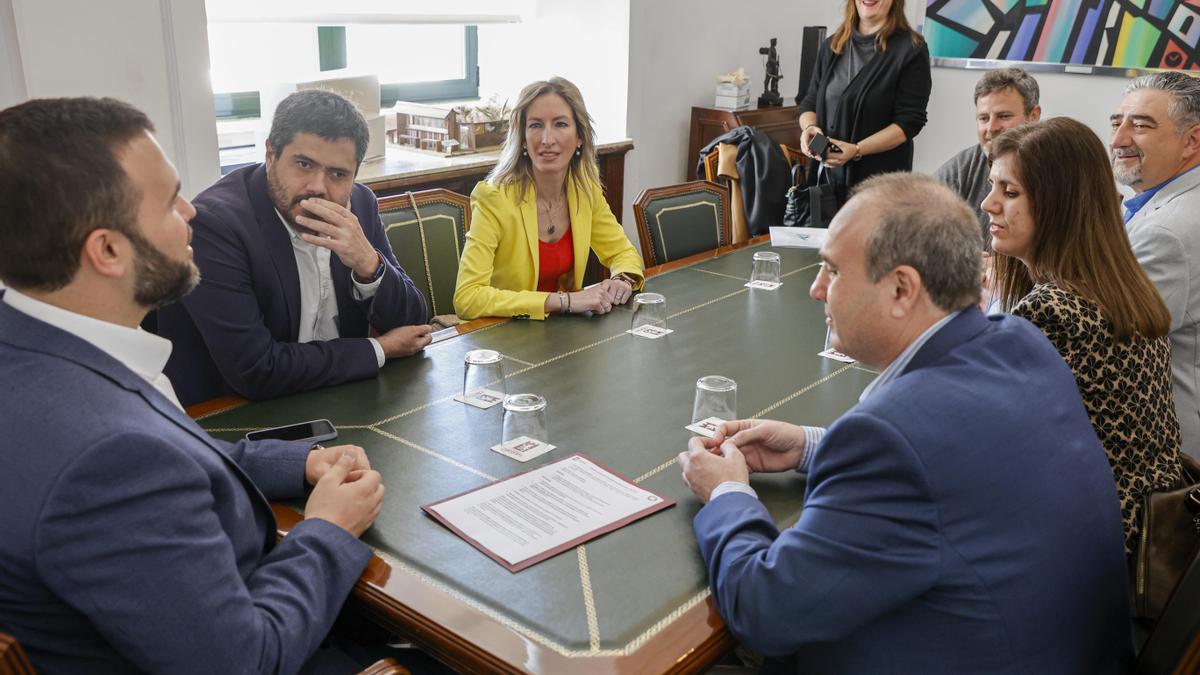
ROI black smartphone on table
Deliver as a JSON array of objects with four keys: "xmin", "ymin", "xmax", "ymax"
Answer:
[{"xmin": 245, "ymin": 419, "xmax": 338, "ymax": 444}]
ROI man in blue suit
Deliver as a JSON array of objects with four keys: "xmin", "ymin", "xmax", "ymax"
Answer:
[
  {"xmin": 0, "ymin": 98, "xmax": 385, "ymax": 673},
  {"xmin": 677, "ymin": 174, "xmax": 1132, "ymax": 673},
  {"xmin": 158, "ymin": 89, "xmax": 431, "ymax": 407}
]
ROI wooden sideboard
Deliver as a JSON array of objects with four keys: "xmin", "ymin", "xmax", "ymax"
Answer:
[{"xmin": 686, "ymin": 105, "xmax": 803, "ymax": 180}]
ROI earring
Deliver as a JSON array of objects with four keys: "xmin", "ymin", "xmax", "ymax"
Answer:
[
  {"xmin": 575, "ymin": 148, "xmax": 582, "ymax": 157},
  {"xmin": 522, "ymin": 148, "xmax": 528, "ymax": 156}
]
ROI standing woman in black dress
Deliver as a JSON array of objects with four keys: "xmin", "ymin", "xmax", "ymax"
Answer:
[{"xmin": 798, "ymin": 0, "xmax": 932, "ymax": 202}]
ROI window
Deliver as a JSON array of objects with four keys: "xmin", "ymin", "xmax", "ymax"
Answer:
[
  {"xmin": 205, "ymin": 0, "xmax": 525, "ymax": 119},
  {"xmin": 208, "ymin": 24, "xmax": 478, "ymax": 120}
]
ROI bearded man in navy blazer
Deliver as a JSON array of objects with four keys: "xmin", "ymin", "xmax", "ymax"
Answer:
[
  {"xmin": 678, "ymin": 174, "xmax": 1132, "ymax": 673},
  {"xmin": 158, "ymin": 89, "xmax": 431, "ymax": 407},
  {"xmin": 0, "ymin": 98, "xmax": 386, "ymax": 673}
]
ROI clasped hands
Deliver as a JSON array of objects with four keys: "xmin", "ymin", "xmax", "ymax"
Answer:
[
  {"xmin": 303, "ymin": 444, "xmax": 383, "ymax": 537},
  {"xmin": 566, "ymin": 277, "xmax": 634, "ymax": 314},
  {"xmin": 676, "ymin": 419, "xmax": 809, "ymax": 504}
]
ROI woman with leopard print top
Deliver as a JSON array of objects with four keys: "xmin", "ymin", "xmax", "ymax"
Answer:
[{"xmin": 982, "ymin": 117, "xmax": 1183, "ymax": 554}]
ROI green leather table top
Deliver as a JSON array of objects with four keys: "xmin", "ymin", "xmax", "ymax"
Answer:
[{"xmin": 199, "ymin": 243, "xmax": 876, "ymax": 665}]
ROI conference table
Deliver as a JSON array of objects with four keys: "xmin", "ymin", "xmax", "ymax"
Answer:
[{"xmin": 193, "ymin": 239, "xmax": 878, "ymax": 673}]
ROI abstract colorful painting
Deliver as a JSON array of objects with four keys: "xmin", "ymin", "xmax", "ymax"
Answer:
[{"xmin": 925, "ymin": 0, "xmax": 1200, "ymax": 70}]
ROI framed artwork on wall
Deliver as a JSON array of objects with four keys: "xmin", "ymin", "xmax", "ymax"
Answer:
[{"xmin": 925, "ymin": 0, "xmax": 1200, "ymax": 74}]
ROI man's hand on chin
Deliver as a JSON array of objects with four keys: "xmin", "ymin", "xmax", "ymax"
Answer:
[{"xmin": 677, "ymin": 438, "xmax": 750, "ymax": 504}]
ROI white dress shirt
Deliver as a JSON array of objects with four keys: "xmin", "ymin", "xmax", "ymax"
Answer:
[
  {"xmin": 3, "ymin": 288, "xmax": 184, "ymax": 410},
  {"xmin": 276, "ymin": 210, "xmax": 386, "ymax": 367},
  {"xmin": 709, "ymin": 310, "xmax": 962, "ymax": 502}
]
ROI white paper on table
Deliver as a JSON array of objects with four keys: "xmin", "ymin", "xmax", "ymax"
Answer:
[
  {"xmin": 453, "ymin": 388, "xmax": 505, "ymax": 409},
  {"xmin": 744, "ymin": 280, "xmax": 782, "ymax": 290},
  {"xmin": 423, "ymin": 454, "xmax": 672, "ymax": 570},
  {"xmin": 627, "ymin": 325, "xmax": 674, "ymax": 339},
  {"xmin": 770, "ymin": 226, "xmax": 827, "ymax": 249},
  {"xmin": 685, "ymin": 416, "xmax": 726, "ymax": 438}
]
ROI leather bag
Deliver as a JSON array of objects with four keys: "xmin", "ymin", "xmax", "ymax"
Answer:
[
  {"xmin": 783, "ymin": 163, "xmax": 839, "ymax": 229},
  {"xmin": 1134, "ymin": 454, "xmax": 1200, "ymax": 620}
]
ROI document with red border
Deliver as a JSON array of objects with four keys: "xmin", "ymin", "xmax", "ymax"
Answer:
[{"xmin": 422, "ymin": 454, "xmax": 675, "ymax": 572}]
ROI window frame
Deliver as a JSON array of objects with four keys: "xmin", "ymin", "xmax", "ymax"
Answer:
[
  {"xmin": 212, "ymin": 24, "xmax": 479, "ymax": 120},
  {"xmin": 380, "ymin": 25, "xmax": 479, "ymax": 105}
]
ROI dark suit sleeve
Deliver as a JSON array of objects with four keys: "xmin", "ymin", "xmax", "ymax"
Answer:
[
  {"xmin": 35, "ymin": 433, "xmax": 371, "ymax": 675},
  {"xmin": 352, "ymin": 187, "xmax": 427, "ymax": 329},
  {"xmin": 891, "ymin": 41, "xmax": 932, "ymax": 141},
  {"xmin": 693, "ymin": 411, "xmax": 940, "ymax": 656},
  {"xmin": 180, "ymin": 208, "xmax": 380, "ymax": 401},
  {"xmin": 217, "ymin": 437, "xmax": 309, "ymax": 500}
]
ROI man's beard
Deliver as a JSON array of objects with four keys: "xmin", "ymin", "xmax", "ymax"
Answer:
[
  {"xmin": 1111, "ymin": 150, "xmax": 1143, "ymax": 186},
  {"xmin": 266, "ymin": 168, "xmax": 322, "ymax": 236},
  {"xmin": 128, "ymin": 230, "xmax": 200, "ymax": 309}
]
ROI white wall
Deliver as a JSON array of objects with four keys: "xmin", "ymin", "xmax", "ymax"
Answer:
[
  {"xmin": 5, "ymin": 0, "xmax": 219, "ymax": 198},
  {"xmin": 480, "ymin": 0, "xmax": 630, "ymax": 144},
  {"xmin": 623, "ymin": 0, "xmax": 836, "ymax": 231},
  {"xmin": 0, "ymin": 0, "xmax": 26, "ymax": 109}
]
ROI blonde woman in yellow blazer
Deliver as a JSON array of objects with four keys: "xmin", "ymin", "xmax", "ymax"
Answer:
[{"xmin": 454, "ymin": 77, "xmax": 644, "ymax": 320}]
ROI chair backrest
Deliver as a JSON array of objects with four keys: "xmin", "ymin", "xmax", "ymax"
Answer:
[
  {"xmin": 1136, "ymin": 546, "xmax": 1200, "ymax": 674},
  {"xmin": 633, "ymin": 180, "xmax": 731, "ymax": 267},
  {"xmin": 0, "ymin": 632, "xmax": 35, "ymax": 675},
  {"xmin": 702, "ymin": 147, "xmax": 721, "ymax": 183},
  {"xmin": 377, "ymin": 188, "xmax": 471, "ymax": 320}
]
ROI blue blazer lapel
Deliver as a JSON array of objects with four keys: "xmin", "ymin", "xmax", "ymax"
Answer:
[
  {"xmin": 248, "ymin": 165, "xmax": 303, "ymax": 340},
  {"xmin": 901, "ymin": 307, "xmax": 990, "ymax": 376}
]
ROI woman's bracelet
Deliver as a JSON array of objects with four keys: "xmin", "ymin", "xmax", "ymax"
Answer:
[{"xmin": 559, "ymin": 291, "xmax": 571, "ymax": 314}]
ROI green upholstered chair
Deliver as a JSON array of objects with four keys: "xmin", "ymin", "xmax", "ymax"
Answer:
[
  {"xmin": 377, "ymin": 188, "xmax": 471, "ymax": 322},
  {"xmin": 633, "ymin": 180, "xmax": 731, "ymax": 267}
]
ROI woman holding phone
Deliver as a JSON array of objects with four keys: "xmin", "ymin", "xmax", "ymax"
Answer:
[{"xmin": 798, "ymin": 0, "xmax": 932, "ymax": 201}]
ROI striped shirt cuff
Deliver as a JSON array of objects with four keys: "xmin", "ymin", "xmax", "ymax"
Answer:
[
  {"xmin": 797, "ymin": 426, "xmax": 826, "ymax": 474},
  {"xmin": 710, "ymin": 481, "xmax": 759, "ymax": 502}
]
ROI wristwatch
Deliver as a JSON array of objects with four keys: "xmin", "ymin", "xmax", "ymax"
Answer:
[
  {"xmin": 367, "ymin": 253, "xmax": 386, "ymax": 281},
  {"xmin": 611, "ymin": 272, "xmax": 638, "ymax": 286},
  {"xmin": 356, "ymin": 252, "xmax": 385, "ymax": 283}
]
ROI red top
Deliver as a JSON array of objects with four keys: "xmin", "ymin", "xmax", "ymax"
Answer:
[{"xmin": 537, "ymin": 228, "xmax": 574, "ymax": 292}]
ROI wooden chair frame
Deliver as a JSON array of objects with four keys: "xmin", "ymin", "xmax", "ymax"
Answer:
[
  {"xmin": 376, "ymin": 188, "xmax": 471, "ymax": 319},
  {"xmin": 633, "ymin": 180, "xmax": 731, "ymax": 267}
]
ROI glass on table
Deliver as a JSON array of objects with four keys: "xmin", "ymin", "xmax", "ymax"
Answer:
[
  {"xmin": 631, "ymin": 292, "xmax": 668, "ymax": 332},
  {"xmin": 749, "ymin": 251, "xmax": 782, "ymax": 286},
  {"xmin": 502, "ymin": 393, "xmax": 549, "ymax": 444},
  {"xmin": 463, "ymin": 349, "xmax": 505, "ymax": 401},
  {"xmin": 692, "ymin": 375, "xmax": 737, "ymax": 424}
]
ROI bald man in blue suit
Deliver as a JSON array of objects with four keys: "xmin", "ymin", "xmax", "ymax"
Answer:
[{"xmin": 679, "ymin": 174, "xmax": 1132, "ymax": 673}]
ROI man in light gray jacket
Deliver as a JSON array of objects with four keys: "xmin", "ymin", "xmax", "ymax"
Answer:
[{"xmin": 1112, "ymin": 71, "xmax": 1200, "ymax": 460}]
